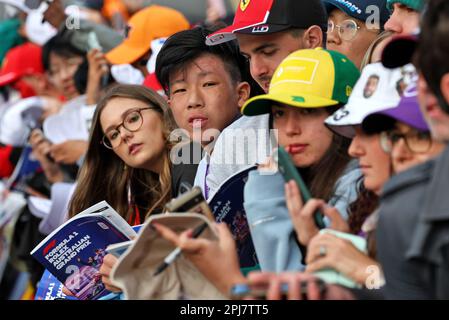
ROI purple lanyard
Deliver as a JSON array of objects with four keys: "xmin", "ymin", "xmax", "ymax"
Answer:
[{"xmin": 204, "ymin": 163, "xmax": 210, "ymax": 200}]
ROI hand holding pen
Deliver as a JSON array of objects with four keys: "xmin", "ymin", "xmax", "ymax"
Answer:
[
  {"xmin": 151, "ymin": 221, "xmax": 246, "ymax": 295},
  {"xmin": 153, "ymin": 222, "xmax": 208, "ymax": 276}
]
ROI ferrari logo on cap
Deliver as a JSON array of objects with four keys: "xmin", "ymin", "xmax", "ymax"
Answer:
[{"xmin": 240, "ymin": 0, "xmax": 250, "ymax": 11}]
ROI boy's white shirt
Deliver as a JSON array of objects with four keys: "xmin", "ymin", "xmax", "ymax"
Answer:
[
  {"xmin": 205, "ymin": 113, "xmax": 272, "ymax": 199},
  {"xmin": 193, "ymin": 152, "xmax": 210, "ymax": 198}
]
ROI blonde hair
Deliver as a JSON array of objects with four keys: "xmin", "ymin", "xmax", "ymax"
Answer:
[{"xmin": 360, "ymin": 31, "xmax": 394, "ymax": 70}]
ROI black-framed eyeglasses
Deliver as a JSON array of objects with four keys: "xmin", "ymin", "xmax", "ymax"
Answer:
[
  {"xmin": 101, "ymin": 107, "xmax": 153, "ymax": 149},
  {"xmin": 327, "ymin": 19, "xmax": 361, "ymax": 41},
  {"xmin": 380, "ymin": 130, "xmax": 433, "ymax": 154}
]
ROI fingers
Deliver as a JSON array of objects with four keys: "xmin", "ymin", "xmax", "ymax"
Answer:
[
  {"xmin": 101, "ymin": 275, "xmax": 122, "ymax": 292},
  {"xmin": 215, "ymin": 223, "xmax": 236, "ymax": 249},
  {"xmin": 257, "ymin": 156, "xmax": 277, "ymax": 172},
  {"xmin": 306, "ymin": 278, "xmax": 323, "ymax": 300},
  {"xmin": 246, "ymin": 271, "xmax": 275, "ymax": 285},
  {"xmin": 305, "ymin": 257, "xmax": 330, "ymax": 274},
  {"xmin": 152, "ymin": 222, "xmax": 208, "ymax": 254},
  {"xmin": 98, "ymin": 255, "xmax": 122, "ymax": 292},
  {"xmin": 88, "ymin": 49, "xmax": 109, "ymax": 74},
  {"xmin": 62, "ymin": 286, "xmax": 74, "ymax": 296},
  {"xmin": 301, "ymin": 198, "xmax": 326, "ymax": 220},
  {"xmin": 151, "ymin": 222, "xmax": 181, "ymax": 247},
  {"xmin": 323, "ymin": 206, "xmax": 350, "ymax": 233},
  {"xmin": 285, "ymin": 180, "xmax": 303, "ymax": 218},
  {"xmin": 265, "ymin": 275, "xmax": 282, "ymax": 300},
  {"xmin": 102, "ymin": 254, "xmax": 118, "ymax": 269}
]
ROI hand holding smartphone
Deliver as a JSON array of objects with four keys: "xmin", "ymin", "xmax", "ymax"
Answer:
[{"xmin": 273, "ymin": 146, "xmax": 326, "ymax": 229}]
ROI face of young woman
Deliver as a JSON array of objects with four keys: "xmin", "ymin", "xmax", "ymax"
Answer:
[
  {"xmin": 100, "ymin": 97, "xmax": 166, "ymax": 173},
  {"xmin": 390, "ymin": 122, "xmax": 446, "ymax": 174},
  {"xmin": 349, "ymin": 127, "xmax": 392, "ymax": 195},
  {"xmin": 272, "ymin": 104, "xmax": 333, "ymax": 168}
]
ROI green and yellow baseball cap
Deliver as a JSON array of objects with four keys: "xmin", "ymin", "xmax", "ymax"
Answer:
[{"xmin": 241, "ymin": 48, "xmax": 360, "ymax": 116}]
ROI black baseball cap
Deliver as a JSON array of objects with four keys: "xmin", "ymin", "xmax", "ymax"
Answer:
[
  {"xmin": 382, "ymin": 29, "xmax": 419, "ymax": 68},
  {"xmin": 205, "ymin": 0, "xmax": 327, "ymax": 45}
]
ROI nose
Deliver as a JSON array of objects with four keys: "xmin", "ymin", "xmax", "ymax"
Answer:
[
  {"xmin": 250, "ymin": 55, "xmax": 269, "ymax": 79},
  {"xmin": 119, "ymin": 125, "xmax": 134, "ymax": 143},
  {"xmin": 59, "ymin": 67, "xmax": 73, "ymax": 82},
  {"xmin": 284, "ymin": 112, "xmax": 302, "ymax": 136},
  {"xmin": 384, "ymin": 12, "xmax": 402, "ymax": 34},
  {"xmin": 187, "ymin": 87, "xmax": 204, "ymax": 109},
  {"xmin": 348, "ymin": 134, "xmax": 365, "ymax": 158},
  {"xmin": 326, "ymin": 27, "xmax": 341, "ymax": 47}
]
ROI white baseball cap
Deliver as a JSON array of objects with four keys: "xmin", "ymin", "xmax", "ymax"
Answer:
[{"xmin": 325, "ymin": 62, "xmax": 416, "ymax": 138}]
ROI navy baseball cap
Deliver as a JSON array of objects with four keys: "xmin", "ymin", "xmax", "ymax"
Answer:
[
  {"xmin": 323, "ymin": 0, "xmax": 390, "ymax": 28},
  {"xmin": 382, "ymin": 30, "xmax": 419, "ymax": 69}
]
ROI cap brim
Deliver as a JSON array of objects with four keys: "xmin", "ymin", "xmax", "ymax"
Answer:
[
  {"xmin": 0, "ymin": 72, "xmax": 19, "ymax": 87},
  {"xmin": 382, "ymin": 34, "xmax": 418, "ymax": 69},
  {"xmin": 106, "ymin": 42, "xmax": 149, "ymax": 65},
  {"xmin": 369, "ymin": 106, "xmax": 429, "ymax": 132},
  {"xmin": 241, "ymin": 92, "xmax": 339, "ymax": 116},
  {"xmin": 206, "ymin": 23, "xmax": 289, "ymax": 46},
  {"xmin": 325, "ymin": 98, "xmax": 401, "ymax": 138},
  {"xmin": 325, "ymin": 124, "xmax": 356, "ymax": 139}
]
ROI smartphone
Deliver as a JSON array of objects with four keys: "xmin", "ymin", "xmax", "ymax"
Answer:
[
  {"xmin": 87, "ymin": 31, "xmax": 102, "ymax": 51},
  {"xmin": 164, "ymin": 186, "xmax": 215, "ymax": 222},
  {"xmin": 273, "ymin": 146, "xmax": 326, "ymax": 229},
  {"xmin": 230, "ymin": 278, "xmax": 327, "ymax": 300},
  {"xmin": 87, "ymin": 31, "xmax": 109, "ymax": 88}
]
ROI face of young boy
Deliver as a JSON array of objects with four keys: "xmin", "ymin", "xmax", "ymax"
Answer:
[{"xmin": 168, "ymin": 53, "xmax": 247, "ymax": 146}]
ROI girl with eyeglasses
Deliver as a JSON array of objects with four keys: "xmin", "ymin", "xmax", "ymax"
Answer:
[
  {"xmin": 66, "ymin": 84, "xmax": 193, "ymax": 293},
  {"xmin": 68, "ymin": 84, "xmax": 186, "ymax": 223},
  {"xmin": 365, "ymin": 87, "xmax": 446, "ymax": 175},
  {"xmin": 323, "ymin": 0, "xmax": 391, "ymax": 69}
]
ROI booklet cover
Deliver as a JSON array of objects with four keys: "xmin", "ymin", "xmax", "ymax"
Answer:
[
  {"xmin": 35, "ymin": 224, "xmax": 143, "ymax": 300},
  {"xmin": 208, "ymin": 165, "xmax": 259, "ymax": 269},
  {"xmin": 34, "ymin": 269, "xmax": 78, "ymax": 300},
  {"xmin": 30, "ymin": 201, "xmax": 136, "ymax": 300}
]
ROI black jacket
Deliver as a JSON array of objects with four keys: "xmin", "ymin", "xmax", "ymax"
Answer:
[{"xmin": 375, "ymin": 145, "xmax": 449, "ymax": 299}]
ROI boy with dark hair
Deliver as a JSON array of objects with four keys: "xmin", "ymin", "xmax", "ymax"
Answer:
[
  {"xmin": 203, "ymin": 0, "xmax": 328, "ymax": 199},
  {"xmin": 155, "ymin": 25, "xmax": 254, "ymax": 196}
]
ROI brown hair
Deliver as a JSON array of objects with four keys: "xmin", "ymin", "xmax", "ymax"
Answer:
[{"xmin": 68, "ymin": 84, "xmax": 176, "ymax": 221}]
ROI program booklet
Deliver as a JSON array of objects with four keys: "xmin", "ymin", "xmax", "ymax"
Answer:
[
  {"xmin": 208, "ymin": 165, "xmax": 259, "ymax": 269},
  {"xmin": 30, "ymin": 201, "xmax": 137, "ymax": 300}
]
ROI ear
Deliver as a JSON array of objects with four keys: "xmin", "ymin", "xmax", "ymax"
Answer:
[
  {"xmin": 37, "ymin": 74, "xmax": 47, "ymax": 91},
  {"xmin": 440, "ymin": 73, "xmax": 449, "ymax": 106},
  {"xmin": 236, "ymin": 81, "xmax": 251, "ymax": 109},
  {"xmin": 302, "ymin": 25, "xmax": 323, "ymax": 49}
]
